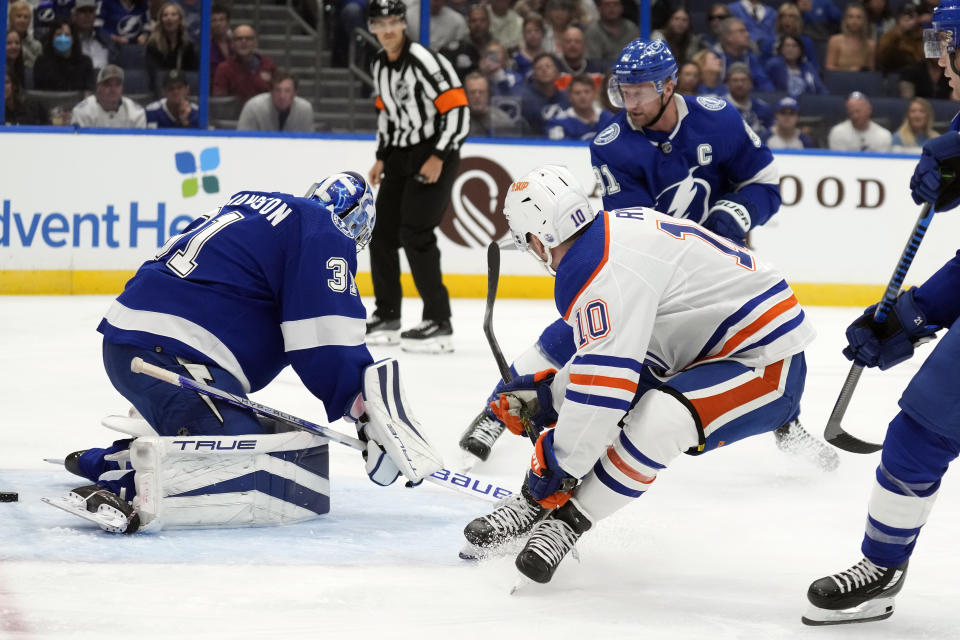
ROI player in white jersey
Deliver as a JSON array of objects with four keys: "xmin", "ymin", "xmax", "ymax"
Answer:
[{"xmin": 461, "ymin": 165, "xmax": 814, "ymax": 584}]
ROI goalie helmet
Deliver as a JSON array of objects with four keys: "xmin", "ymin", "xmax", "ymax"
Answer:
[
  {"xmin": 503, "ymin": 165, "xmax": 595, "ymax": 272},
  {"xmin": 608, "ymin": 39, "xmax": 678, "ymax": 108},
  {"xmin": 308, "ymin": 171, "xmax": 376, "ymax": 251},
  {"xmin": 925, "ymin": 0, "xmax": 960, "ymax": 59}
]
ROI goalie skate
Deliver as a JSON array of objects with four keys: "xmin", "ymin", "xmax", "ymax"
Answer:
[
  {"xmin": 802, "ymin": 558, "xmax": 908, "ymax": 626},
  {"xmin": 774, "ymin": 419, "xmax": 840, "ymax": 471},
  {"xmin": 41, "ymin": 485, "xmax": 141, "ymax": 534}
]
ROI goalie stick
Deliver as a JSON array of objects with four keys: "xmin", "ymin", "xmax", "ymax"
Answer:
[
  {"xmin": 129, "ymin": 357, "xmax": 511, "ymax": 502},
  {"xmin": 824, "ymin": 202, "xmax": 934, "ymax": 454}
]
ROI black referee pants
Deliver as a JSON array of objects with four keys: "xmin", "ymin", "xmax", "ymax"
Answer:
[{"xmin": 370, "ymin": 143, "xmax": 458, "ymax": 323}]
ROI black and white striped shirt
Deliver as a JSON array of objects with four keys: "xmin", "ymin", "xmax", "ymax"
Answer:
[{"xmin": 372, "ymin": 39, "xmax": 470, "ymax": 160}]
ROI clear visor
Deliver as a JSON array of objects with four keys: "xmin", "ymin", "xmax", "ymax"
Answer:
[
  {"xmin": 923, "ymin": 27, "xmax": 957, "ymax": 58},
  {"xmin": 368, "ymin": 16, "xmax": 404, "ymax": 32},
  {"xmin": 607, "ymin": 76, "xmax": 662, "ymax": 110}
]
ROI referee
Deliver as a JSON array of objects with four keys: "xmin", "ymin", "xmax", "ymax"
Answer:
[{"xmin": 365, "ymin": 0, "xmax": 470, "ymax": 354}]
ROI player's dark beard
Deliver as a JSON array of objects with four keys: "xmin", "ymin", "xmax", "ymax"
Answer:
[{"xmin": 640, "ymin": 92, "xmax": 670, "ymax": 129}]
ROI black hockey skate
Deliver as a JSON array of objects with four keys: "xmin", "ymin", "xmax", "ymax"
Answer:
[
  {"xmin": 64, "ymin": 449, "xmax": 87, "ymax": 477},
  {"xmin": 515, "ymin": 500, "xmax": 592, "ymax": 584},
  {"xmin": 366, "ymin": 314, "xmax": 401, "ymax": 346},
  {"xmin": 461, "ymin": 480, "xmax": 546, "ymax": 559},
  {"xmin": 42, "ymin": 484, "xmax": 141, "ymax": 534},
  {"xmin": 459, "ymin": 410, "xmax": 506, "ymax": 461},
  {"xmin": 774, "ymin": 419, "xmax": 840, "ymax": 471},
  {"xmin": 400, "ymin": 319, "xmax": 453, "ymax": 354},
  {"xmin": 802, "ymin": 557, "xmax": 909, "ymax": 625}
]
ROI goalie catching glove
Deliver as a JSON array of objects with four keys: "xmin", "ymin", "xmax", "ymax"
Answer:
[{"xmin": 488, "ymin": 369, "xmax": 559, "ymax": 437}]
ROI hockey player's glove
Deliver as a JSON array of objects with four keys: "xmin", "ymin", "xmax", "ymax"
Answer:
[
  {"xmin": 703, "ymin": 198, "xmax": 752, "ymax": 245},
  {"xmin": 345, "ymin": 394, "xmax": 401, "ymax": 486},
  {"xmin": 489, "ymin": 369, "xmax": 559, "ymax": 437},
  {"xmin": 911, "ymin": 133, "xmax": 960, "ymax": 212},
  {"xmin": 526, "ymin": 429, "xmax": 577, "ymax": 509},
  {"xmin": 843, "ymin": 288, "xmax": 940, "ymax": 370}
]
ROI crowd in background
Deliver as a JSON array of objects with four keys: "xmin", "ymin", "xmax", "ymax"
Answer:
[{"xmin": 4, "ymin": 0, "xmax": 958, "ymax": 150}]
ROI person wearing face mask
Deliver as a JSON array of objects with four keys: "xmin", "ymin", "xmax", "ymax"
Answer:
[{"xmin": 33, "ymin": 19, "xmax": 95, "ymax": 91}]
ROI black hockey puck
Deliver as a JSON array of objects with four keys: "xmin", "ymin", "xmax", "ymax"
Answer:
[{"xmin": 0, "ymin": 492, "xmax": 19, "ymax": 502}]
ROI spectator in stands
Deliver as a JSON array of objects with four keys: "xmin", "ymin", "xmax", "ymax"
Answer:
[
  {"xmin": 32, "ymin": 0, "xmax": 72, "ymax": 44},
  {"xmin": 487, "ymin": 0, "xmax": 523, "ymax": 50},
  {"xmin": 7, "ymin": 30, "xmax": 26, "ymax": 89},
  {"xmin": 98, "ymin": 0, "xmax": 150, "ymax": 45},
  {"xmin": 703, "ymin": 3, "xmax": 732, "ymax": 47},
  {"xmin": 765, "ymin": 96, "xmax": 815, "ymax": 148},
  {"xmin": 692, "ymin": 48, "xmax": 726, "ymax": 95},
  {"xmin": 891, "ymin": 97, "xmax": 938, "ymax": 152},
  {"xmin": 72, "ymin": 64, "xmax": 147, "ymax": 127},
  {"xmin": 764, "ymin": 34, "xmax": 827, "ymax": 95},
  {"xmin": 585, "ymin": 0, "xmax": 638, "ymax": 65},
  {"xmin": 4, "ymin": 70, "xmax": 49, "ymax": 124},
  {"xmin": 8, "ymin": 1, "xmax": 42, "ymax": 67},
  {"xmin": 714, "ymin": 17, "xmax": 774, "ymax": 91},
  {"xmin": 209, "ymin": 3, "xmax": 233, "ymax": 76},
  {"xmin": 465, "ymin": 72, "xmax": 520, "ymax": 136},
  {"xmin": 557, "ymin": 25, "xmax": 603, "ymax": 74},
  {"xmin": 828, "ymin": 91, "xmax": 892, "ymax": 151},
  {"xmin": 726, "ymin": 0, "xmax": 777, "ymax": 50},
  {"xmin": 479, "ymin": 42, "xmax": 523, "ymax": 96},
  {"xmin": 546, "ymin": 73, "xmax": 610, "ymax": 140},
  {"xmin": 724, "ymin": 62, "xmax": 773, "ymax": 139},
  {"xmin": 467, "ymin": 5, "xmax": 494, "ymax": 52},
  {"xmin": 146, "ymin": 1, "xmax": 200, "ymax": 83},
  {"xmin": 514, "ymin": 0, "xmax": 546, "ymax": 20},
  {"xmin": 213, "ymin": 24, "xmax": 276, "ymax": 106},
  {"xmin": 440, "ymin": 5, "xmax": 491, "ymax": 77},
  {"xmin": 332, "ymin": 0, "xmax": 367, "ymax": 66},
  {"xmin": 543, "ymin": 0, "xmax": 576, "ymax": 54},
  {"xmin": 760, "ymin": 2, "xmax": 818, "ymax": 67},
  {"xmin": 676, "ymin": 61, "xmax": 700, "ymax": 95},
  {"xmin": 825, "ymin": 3, "xmax": 875, "ymax": 71},
  {"xmin": 900, "ymin": 57, "xmax": 955, "ymax": 100},
  {"xmin": 430, "ymin": 0, "xmax": 468, "ymax": 50},
  {"xmin": 520, "ymin": 52, "xmax": 570, "ymax": 133},
  {"xmin": 33, "ymin": 20, "xmax": 95, "ymax": 91},
  {"xmin": 237, "ymin": 69, "xmax": 315, "ymax": 132},
  {"xmin": 174, "ymin": 0, "xmax": 202, "ymax": 42},
  {"xmin": 876, "ymin": 3, "xmax": 922, "ymax": 75},
  {"xmin": 796, "ymin": 0, "xmax": 841, "ymax": 43},
  {"xmin": 864, "ymin": 0, "xmax": 894, "ymax": 42},
  {"xmin": 72, "ymin": 0, "xmax": 114, "ymax": 72},
  {"xmin": 651, "ymin": 7, "xmax": 707, "ymax": 66},
  {"xmin": 145, "ymin": 68, "xmax": 198, "ymax": 127},
  {"xmin": 514, "ymin": 13, "xmax": 546, "ymax": 76}
]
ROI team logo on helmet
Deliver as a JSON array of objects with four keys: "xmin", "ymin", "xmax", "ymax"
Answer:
[
  {"xmin": 696, "ymin": 96, "xmax": 726, "ymax": 111},
  {"xmin": 593, "ymin": 123, "xmax": 621, "ymax": 146}
]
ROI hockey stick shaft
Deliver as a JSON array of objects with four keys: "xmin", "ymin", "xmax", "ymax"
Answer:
[
  {"xmin": 824, "ymin": 202, "xmax": 934, "ymax": 453},
  {"xmin": 130, "ymin": 357, "xmax": 509, "ymax": 502}
]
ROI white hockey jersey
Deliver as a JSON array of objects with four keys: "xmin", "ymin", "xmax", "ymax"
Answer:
[{"xmin": 549, "ymin": 207, "xmax": 816, "ymax": 476}]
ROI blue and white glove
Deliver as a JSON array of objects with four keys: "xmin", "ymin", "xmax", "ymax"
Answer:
[
  {"xmin": 910, "ymin": 132, "xmax": 960, "ymax": 212},
  {"xmin": 344, "ymin": 393, "xmax": 400, "ymax": 487},
  {"xmin": 488, "ymin": 369, "xmax": 559, "ymax": 437},
  {"xmin": 843, "ymin": 289, "xmax": 940, "ymax": 370},
  {"xmin": 703, "ymin": 198, "xmax": 752, "ymax": 245},
  {"xmin": 526, "ymin": 429, "xmax": 577, "ymax": 508}
]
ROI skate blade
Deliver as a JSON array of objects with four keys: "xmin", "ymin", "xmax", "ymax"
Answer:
[
  {"xmin": 459, "ymin": 543, "xmax": 484, "ymax": 561},
  {"xmin": 43, "ymin": 457, "xmax": 65, "ymax": 466},
  {"xmin": 458, "ymin": 450, "xmax": 480, "ymax": 473},
  {"xmin": 509, "ymin": 574, "xmax": 533, "ymax": 595},
  {"xmin": 400, "ymin": 336, "xmax": 454, "ymax": 354},
  {"xmin": 41, "ymin": 495, "xmax": 130, "ymax": 533},
  {"xmin": 366, "ymin": 331, "xmax": 400, "ymax": 346},
  {"xmin": 801, "ymin": 598, "xmax": 895, "ymax": 626}
]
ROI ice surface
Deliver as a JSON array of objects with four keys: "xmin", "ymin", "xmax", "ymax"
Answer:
[{"xmin": 1, "ymin": 296, "xmax": 957, "ymax": 639}]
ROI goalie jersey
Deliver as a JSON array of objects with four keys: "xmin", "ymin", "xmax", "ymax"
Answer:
[
  {"xmin": 98, "ymin": 191, "xmax": 373, "ymax": 422},
  {"xmin": 590, "ymin": 94, "xmax": 781, "ymax": 229},
  {"xmin": 551, "ymin": 207, "xmax": 815, "ymax": 475}
]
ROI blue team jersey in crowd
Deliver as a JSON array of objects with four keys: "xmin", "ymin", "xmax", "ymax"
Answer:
[
  {"xmin": 546, "ymin": 107, "xmax": 615, "ymax": 141},
  {"xmin": 98, "ymin": 0, "xmax": 149, "ymax": 39},
  {"xmin": 590, "ymin": 94, "xmax": 781, "ymax": 228},
  {"xmin": 145, "ymin": 99, "xmax": 200, "ymax": 128},
  {"xmin": 34, "ymin": 0, "xmax": 75, "ymax": 31},
  {"xmin": 98, "ymin": 191, "xmax": 372, "ymax": 422}
]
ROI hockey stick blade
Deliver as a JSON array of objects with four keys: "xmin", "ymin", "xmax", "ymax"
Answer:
[
  {"xmin": 130, "ymin": 357, "xmax": 508, "ymax": 502},
  {"xmin": 824, "ymin": 364, "xmax": 882, "ymax": 453}
]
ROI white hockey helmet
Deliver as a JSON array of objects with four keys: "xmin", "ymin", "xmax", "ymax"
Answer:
[{"xmin": 503, "ymin": 165, "xmax": 595, "ymax": 269}]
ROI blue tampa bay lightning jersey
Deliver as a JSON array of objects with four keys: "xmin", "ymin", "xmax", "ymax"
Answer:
[
  {"xmin": 590, "ymin": 94, "xmax": 781, "ymax": 229},
  {"xmin": 98, "ymin": 191, "xmax": 372, "ymax": 422},
  {"xmin": 98, "ymin": 0, "xmax": 149, "ymax": 39}
]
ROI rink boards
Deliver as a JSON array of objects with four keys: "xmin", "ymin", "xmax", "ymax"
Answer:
[{"xmin": 1, "ymin": 128, "xmax": 959, "ymax": 305}]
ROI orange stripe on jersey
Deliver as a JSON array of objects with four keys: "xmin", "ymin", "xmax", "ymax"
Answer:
[
  {"xmin": 689, "ymin": 360, "xmax": 784, "ymax": 427},
  {"xmin": 434, "ymin": 88, "xmax": 468, "ymax": 113},
  {"xmin": 563, "ymin": 212, "xmax": 610, "ymax": 321},
  {"xmin": 375, "ymin": 96, "xmax": 385, "ymax": 110},
  {"xmin": 606, "ymin": 446, "xmax": 656, "ymax": 484},
  {"xmin": 569, "ymin": 373, "xmax": 638, "ymax": 393},
  {"xmin": 702, "ymin": 295, "xmax": 799, "ymax": 362}
]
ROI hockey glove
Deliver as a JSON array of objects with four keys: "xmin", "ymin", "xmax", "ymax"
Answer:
[
  {"xmin": 843, "ymin": 288, "xmax": 940, "ymax": 370},
  {"xmin": 526, "ymin": 429, "xmax": 578, "ymax": 509},
  {"xmin": 702, "ymin": 198, "xmax": 752, "ymax": 245},
  {"xmin": 910, "ymin": 133, "xmax": 960, "ymax": 212},
  {"xmin": 488, "ymin": 369, "xmax": 559, "ymax": 437},
  {"xmin": 352, "ymin": 402, "xmax": 401, "ymax": 486}
]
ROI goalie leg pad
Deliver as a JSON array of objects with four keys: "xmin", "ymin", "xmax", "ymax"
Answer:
[
  {"xmin": 361, "ymin": 358, "xmax": 444, "ymax": 483},
  {"xmin": 130, "ymin": 432, "xmax": 330, "ymax": 529}
]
